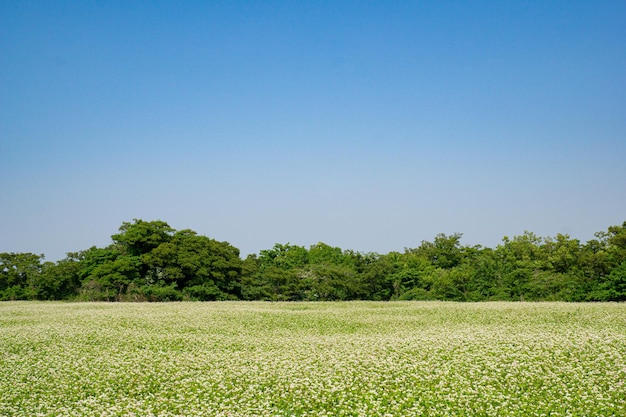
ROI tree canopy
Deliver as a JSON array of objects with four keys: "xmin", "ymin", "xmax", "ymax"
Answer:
[{"xmin": 2, "ymin": 219, "xmax": 626, "ymax": 302}]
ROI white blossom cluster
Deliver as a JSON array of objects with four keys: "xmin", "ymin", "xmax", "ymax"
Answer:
[{"xmin": 1, "ymin": 302, "xmax": 624, "ymax": 416}]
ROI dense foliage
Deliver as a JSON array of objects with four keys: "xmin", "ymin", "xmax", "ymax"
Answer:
[{"xmin": 2, "ymin": 220, "xmax": 625, "ymax": 301}]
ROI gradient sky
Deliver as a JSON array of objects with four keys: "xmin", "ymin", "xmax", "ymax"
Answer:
[{"xmin": 1, "ymin": 1, "xmax": 625, "ymax": 261}]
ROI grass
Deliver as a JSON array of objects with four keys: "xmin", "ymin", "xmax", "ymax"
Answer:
[{"xmin": 1, "ymin": 301, "xmax": 625, "ymax": 416}]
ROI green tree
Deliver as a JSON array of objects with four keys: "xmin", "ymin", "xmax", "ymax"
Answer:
[
  {"xmin": 155, "ymin": 230, "xmax": 242, "ymax": 300},
  {"xmin": 141, "ymin": 241, "xmax": 185, "ymax": 286},
  {"xmin": 383, "ymin": 251, "xmax": 434, "ymax": 299},
  {"xmin": 349, "ymin": 252, "xmax": 390, "ymax": 300},
  {"xmin": 426, "ymin": 268, "xmax": 466, "ymax": 300},
  {"xmin": 254, "ymin": 243, "xmax": 310, "ymax": 300},
  {"xmin": 605, "ymin": 221, "xmax": 626, "ymax": 265},
  {"xmin": 259, "ymin": 243, "xmax": 309, "ymax": 270},
  {"xmin": 240, "ymin": 254, "xmax": 271, "ymax": 300},
  {"xmin": 37, "ymin": 258, "xmax": 81, "ymax": 300},
  {"xmin": 494, "ymin": 232, "xmax": 545, "ymax": 300},
  {"xmin": 88, "ymin": 256, "xmax": 141, "ymax": 301},
  {"xmin": 71, "ymin": 221, "xmax": 243, "ymax": 301},
  {"xmin": 112, "ymin": 219, "xmax": 174, "ymax": 257},
  {"xmin": 301, "ymin": 263, "xmax": 360, "ymax": 301},
  {"xmin": 74, "ymin": 246, "xmax": 122, "ymax": 300},
  {"xmin": 543, "ymin": 234, "xmax": 581, "ymax": 274},
  {"xmin": 308, "ymin": 242, "xmax": 344, "ymax": 265},
  {"xmin": 408, "ymin": 233, "xmax": 465, "ymax": 269},
  {"xmin": 595, "ymin": 261, "xmax": 626, "ymax": 301},
  {"xmin": 0, "ymin": 252, "xmax": 44, "ymax": 300},
  {"xmin": 582, "ymin": 222, "xmax": 626, "ymax": 300}
]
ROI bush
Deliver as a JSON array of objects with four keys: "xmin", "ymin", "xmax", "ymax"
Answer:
[
  {"xmin": 398, "ymin": 287, "xmax": 435, "ymax": 301},
  {"xmin": 182, "ymin": 284, "xmax": 227, "ymax": 301}
]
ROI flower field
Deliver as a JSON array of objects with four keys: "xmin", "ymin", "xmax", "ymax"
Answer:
[{"xmin": 1, "ymin": 302, "xmax": 625, "ymax": 416}]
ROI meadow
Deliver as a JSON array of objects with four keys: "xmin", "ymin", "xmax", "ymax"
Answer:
[{"xmin": 0, "ymin": 302, "xmax": 624, "ymax": 417}]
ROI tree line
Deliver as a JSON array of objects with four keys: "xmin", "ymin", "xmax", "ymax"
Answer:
[{"xmin": 1, "ymin": 219, "xmax": 625, "ymax": 302}]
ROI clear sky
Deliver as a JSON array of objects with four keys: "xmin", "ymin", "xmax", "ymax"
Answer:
[{"xmin": 1, "ymin": 1, "xmax": 625, "ymax": 261}]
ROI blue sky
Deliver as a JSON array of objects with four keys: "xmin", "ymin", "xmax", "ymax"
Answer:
[{"xmin": 1, "ymin": 1, "xmax": 625, "ymax": 261}]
